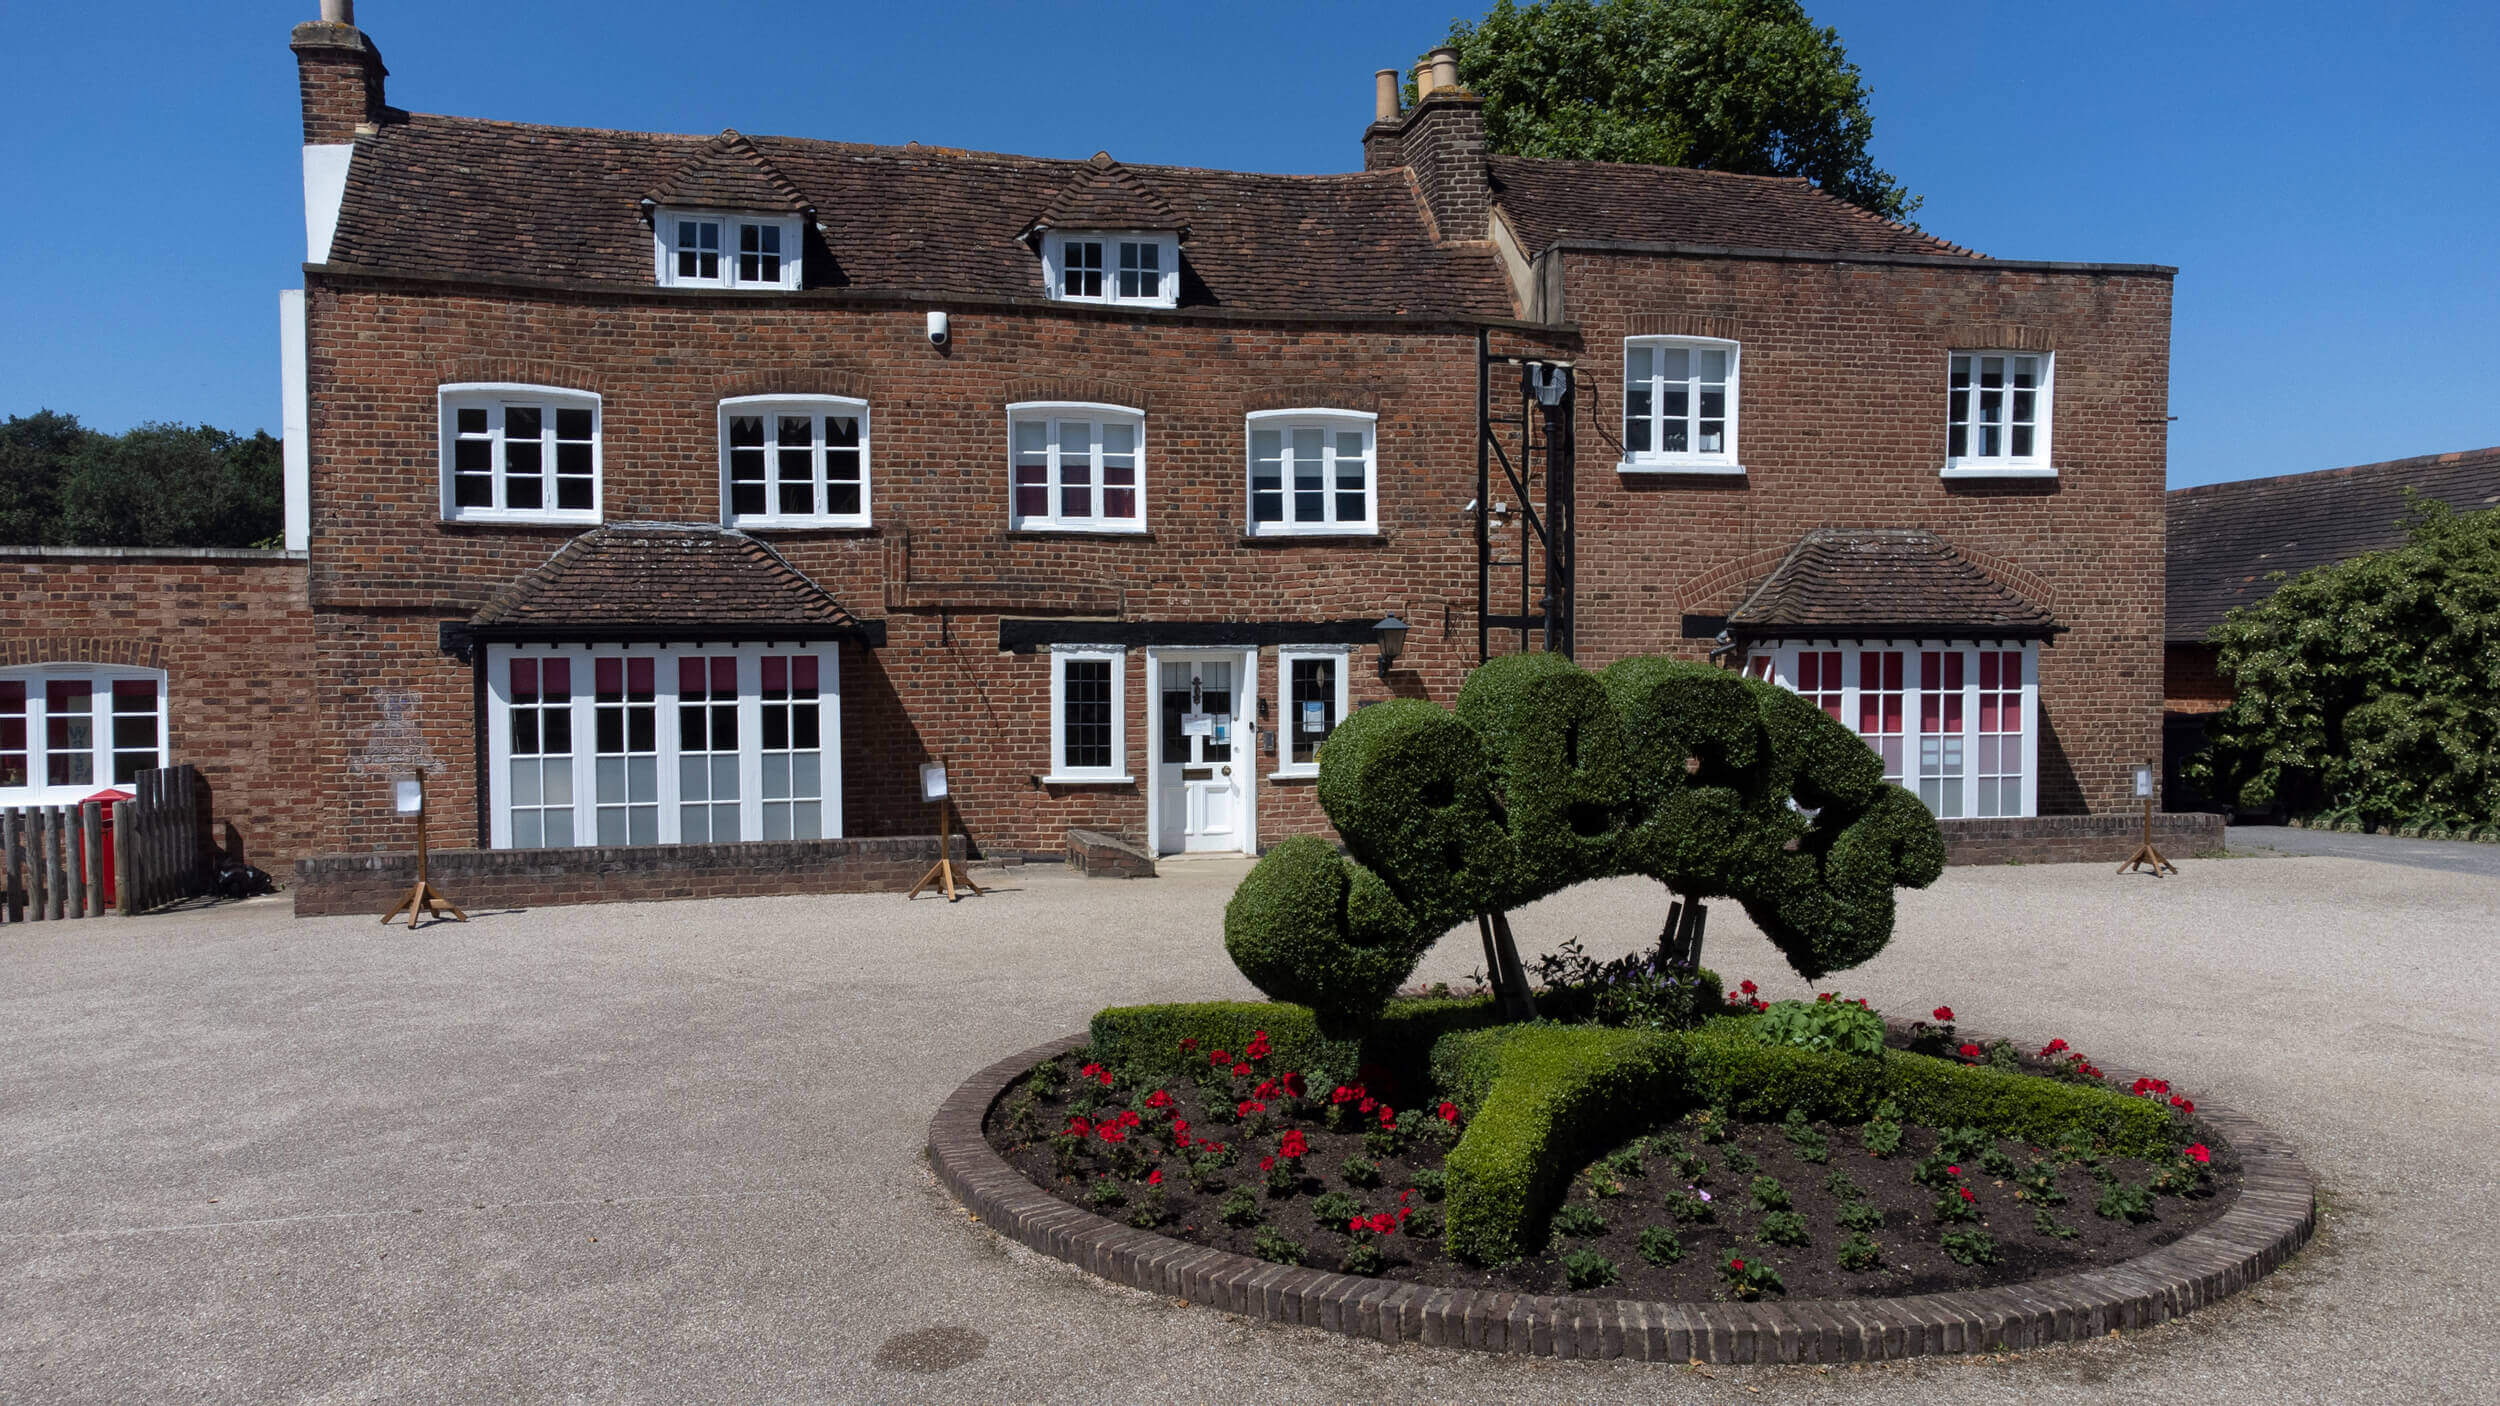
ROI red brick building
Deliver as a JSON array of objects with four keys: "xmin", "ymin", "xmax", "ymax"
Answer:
[{"xmin": 5, "ymin": 11, "xmax": 2187, "ymax": 897}]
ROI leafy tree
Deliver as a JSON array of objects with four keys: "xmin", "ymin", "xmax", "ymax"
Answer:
[
  {"xmin": 2188, "ymin": 498, "xmax": 2500, "ymax": 831},
  {"xmin": 1440, "ymin": 0, "xmax": 1920, "ymax": 224},
  {"xmin": 57, "ymin": 423, "xmax": 284, "ymax": 549},
  {"xmin": 0, "ymin": 410, "xmax": 98, "ymax": 544}
]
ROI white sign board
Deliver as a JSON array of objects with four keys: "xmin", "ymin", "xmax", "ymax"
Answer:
[
  {"xmin": 394, "ymin": 779, "xmax": 423, "ymax": 815},
  {"xmin": 1181, "ymin": 712, "xmax": 1213, "ymax": 737},
  {"xmin": 919, "ymin": 762, "xmax": 949, "ymax": 802},
  {"xmin": 1300, "ymin": 701, "xmax": 1328, "ymax": 734},
  {"xmin": 1213, "ymin": 714, "xmax": 1231, "ymax": 744},
  {"xmin": 2134, "ymin": 766, "xmax": 2154, "ymax": 799}
]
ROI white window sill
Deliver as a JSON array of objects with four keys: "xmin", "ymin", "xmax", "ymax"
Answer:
[
  {"xmin": 1011, "ymin": 523, "xmax": 1148, "ymax": 536},
  {"xmin": 1940, "ymin": 464, "xmax": 2060, "ymax": 480},
  {"xmin": 1267, "ymin": 768, "xmax": 1320, "ymax": 782},
  {"xmin": 1246, "ymin": 526, "xmax": 1380, "ymax": 539},
  {"xmin": 444, "ymin": 510, "xmax": 602, "ymax": 526},
  {"xmin": 1619, "ymin": 459, "xmax": 1745, "ymax": 476},
  {"xmin": 1050, "ymin": 295, "xmax": 1178, "ymax": 311},
  {"xmin": 1039, "ymin": 774, "xmax": 1136, "ymax": 787},
  {"xmin": 729, "ymin": 516, "xmax": 874, "ymax": 531}
]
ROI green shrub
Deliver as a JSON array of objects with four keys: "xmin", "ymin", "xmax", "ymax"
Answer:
[
  {"xmin": 1665, "ymin": 1190, "xmax": 1716, "ymax": 1224},
  {"xmin": 1722, "ymin": 1146, "xmax": 1759, "ymax": 1179},
  {"xmin": 1435, "ymin": 1024, "xmax": 1685, "ymax": 1264},
  {"xmin": 1837, "ymin": 1231, "xmax": 1882, "ymax": 1270},
  {"xmin": 1086, "ymin": 1177, "xmax": 1124, "ymax": 1209},
  {"xmin": 1717, "ymin": 1249, "xmax": 1784, "ymax": 1299},
  {"xmin": 1936, "ymin": 1125, "xmax": 1993, "ymax": 1162},
  {"xmin": 1251, "ymin": 1227, "xmax": 1306, "ymax": 1265},
  {"xmin": 1836, "ymin": 1199, "xmax": 1884, "ymax": 1231},
  {"xmin": 2097, "ymin": 1180, "xmax": 2155, "ymax": 1223},
  {"xmin": 2014, "ymin": 1160, "xmax": 2065, "ymax": 1206},
  {"xmin": 1882, "ymin": 1049, "xmax": 2173, "ymax": 1159},
  {"xmin": 1861, "ymin": 1117, "xmax": 1904, "ymax": 1157},
  {"xmin": 1340, "ymin": 1155, "xmax": 1382, "ymax": 1189},
  {"xmin": 1128, "ymin": 1187, "xmax": 1169, "ymax": 1228},
  {"xmin": 1748, "ymin": 1175, "xmax": 1789, "ymax": 1212},
  {"xmin": 1217, "ymin": 1187, "xmax": 1262, "ymax": 1227},
  {"xmin": 1341, "ymin": 1240, "xmax": 1387, "ymax": 1277},
  {"xmin": 1683, "ymin": 1018, "xmax": 1886, "ymax": 1120},
  {"xmin": 1312, "ymin": 1190, "xmax": 1362, "ymax": 1227},
  {"xmin": 1940, "ymin": 1229, "xmax": 1999, "ymax": 1265},
  {"xmin": 1551, "ymin": 1202, "xmax": 1608, "ymax": 1238},
  {"xmin": 1751, "ymin": 999, "xmax": 1887, "ymax": 1057},
  {"xmin": 1759, "ymin": 1209, "xmax": 1809, "ymax": 1246},
  {"xmin": 1409, "ymin": 1167, "xmax": 1447, "ymax": 1201},
  {"xmin": 1638, "ymin": 1225, "xmax": 1685, "ymax": 1265},
  {"xmin": 1402, "ymin": 1205, "xmax": 1444, "ymax": 1237},
  {"xmin": 1561, "ymin": 1248, "xmax": 1621, "ymax": 1291},
  {"xmin": 1087, "ymin": 996, "xmax": 1498, "ymax": 1090},
  {"xmin": 2032, "ymin": 1206, "xmax": 2078, "ymax": 1239},
  {"xmin": 1823, "ymin": 1169, "xmax": 1865, "ymax": 1202}
]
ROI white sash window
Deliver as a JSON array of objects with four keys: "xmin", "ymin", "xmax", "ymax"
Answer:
[{"xmin": 1746, "ymin": 641, "xmax": 2039, "ymax": 818}]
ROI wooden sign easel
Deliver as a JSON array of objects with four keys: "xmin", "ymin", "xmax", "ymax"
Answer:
[
  {"xmin": 2118, "ymin": 761, "xmax": 2177, "ymax": 877},
  {"xmin": 907, "ymin": 759, "xmax": 984, "ymax": 902},
  {"xmin": 384, "ymin": 769, "xmax": 469, "ymax": 926}
]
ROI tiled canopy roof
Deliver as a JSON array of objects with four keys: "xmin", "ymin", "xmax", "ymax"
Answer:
[
  {"xmin": 2166, "ymin": 446, "xmax": 2500, "ymax": 643},
  {"xmin": 325, "ymin": 114, "xmax": 1514, "ymax": 317},
  {"xmin": 470, "ymin": 524, "xmax": 878, "ymax": 642},
  {"xmin": 1024, "ymin": 152, "xmax": 1187, "ymax": 238},
  {"xmin": 646, "ymin": 129, "xmax": 811, "ymax": 213},
  {"xmin": 1485, "ymin": 155, "xmax": 1983, "ymax": 260},
  {"xmin": 1726, "ymin": 529, "xmax": 2059, "ymax": 640}
]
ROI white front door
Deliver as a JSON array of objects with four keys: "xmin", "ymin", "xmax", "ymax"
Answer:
[{"xmin": 1155, "ymin": 655, "xmax": 1246, "ymax": 854}]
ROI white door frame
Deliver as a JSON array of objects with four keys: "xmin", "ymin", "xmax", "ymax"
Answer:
[{"xmin": 1143, "ymin": 646, "xmax": 1258, "ymax": 856}]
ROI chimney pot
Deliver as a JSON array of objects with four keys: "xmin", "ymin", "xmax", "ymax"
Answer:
[
  {"xmin": 1429, "ymin": 46, "xmax": 1461, "ymax": 94},
  {"xmin": 1413, "ymin": 59, "xmax": 1435, "ymax": 99},
  {"xmin": 1373, "ymin": 68, "xmax": 1401, "ymax": 123},
  {"xmin": 320, "ymin": 0, "xmax": 354, "ymax": 23}
]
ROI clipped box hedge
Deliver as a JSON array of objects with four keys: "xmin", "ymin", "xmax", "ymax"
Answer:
[{"xmin": 1088, "ymin": 996, "xmax": 1499, "ymax": 1094}]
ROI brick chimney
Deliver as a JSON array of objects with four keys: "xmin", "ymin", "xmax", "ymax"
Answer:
[
  {"xmin": 1361, "ymin": 47, "xmax": 1491, "ymax": 244},
  {"xmin": 290, "ymin": 1, "xmax": 388, "ymax": 145}
]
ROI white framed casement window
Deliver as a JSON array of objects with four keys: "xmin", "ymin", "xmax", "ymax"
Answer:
[
  {"xmin": 652, "ymin": 209, "xmax": 805, "ymax": 290},
  {"xmin": 1743, "ymin": 640, "xmax": 2039, "ymax": 818},
  {"xmin": 1047, "ymin": 644, "xmax": 1130, "ymax": 784},
  {"xmin": 0, "ymin": 665, "xmax": 169, "ymax": 805},
  {"xmin": 1944, "ymin": 351, "xmax": 2055, "ymax": 477},
  {"xmin": 1246, "ymin": 411, "xmax": 1377, "ymax": 535},
  {"xmin": 483, "ymin": 643, "xmax": 841, "ymax": 849},
  {"xmin": 439, "ymin": 384, "xmax": 602, "ymax": 524},
  {"xmin": 718, "ymin": 396, "xmax": 871, "ymax": 528},
  {"xmin": 1040, "ymin": 232, "xmax": 1179, "ymax": 308},
  {"xmin": 1272, "ymin": 645, "xmax": 1351, "ymax": 778},
  {"xmin": 1008, "ymin": 403, "xmax": 1146, "ymax": 533},
  {"xmin": 1621, "ymin": 336, "xmax": 1741, "ymax": 474}
]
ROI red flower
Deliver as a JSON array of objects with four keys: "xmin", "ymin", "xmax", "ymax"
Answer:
[
  {"xmin": 1259, "ymin": 1155, "xmax": 1276, "ymax": 1171},
  {"xmin": 2040, "ymin": 1038, "xmax": 2069, "ymax": 1057},
  {"xmin": 1740, "ymin": 980, "xmax": 1758, "ymax": 995},
  {"xmin": 1245, "ymin": 1032, "xmax": 1271, "ymax": 1060},
  {"xmin": 1932, "ymin": 1006, "xmax": 1955, "ymax": 1022},
  {"xmin": 1147, "ymin": 1168, "xmax": 1163, "ymax": 1186},
  {"xmin": 1118, "ymin": 1109, "xmax": 1141, "ymax": 1128},
  {"xmin": 2172, "ymin": 1097, "xmax": 2196, "ymax": 1115},
  {"xmin": 1173, "ymin": 1132, "xmax": 1192, "ymax": 1148},
  {"xmin": 1437, "ymin": 1101, "xmax": 1461, "ymax": 1123},
  {"xmin": 1145, "ymin": 1089, "xmax": 1173, "ymax": 1109},
  {"xmin": 1348, "ymin": 1217, "xmax": 1366, "ymax": 1233},
  {"xmin": 1209, "ymin": 1050, "xmax": 1231, "ymax": 1066},
  {"xmin": 1282, "ymin": 1071, "xmax": 1306, "ymax": 1097},
  {"xmin": 1946, "ymin": 1165, "xmax": 1962, "ymax": 1177},
  {"xmin": 1254, "ymin": 1080, "xmax": 1277, "ymax": 1098},
  {"xmin": 1232, "ymin": 1063, "xmax": 1254, "ymax": 1076},
  {"xmin": 1399, "ymin": 1189, "xmax": 1412, "ymax": 1204},
  {"xmin": 1751, "ymin": 999, "xmax": 1769, "ymax": 1013},
  {"xmin": 1395, "ymin": 1206, "xmax": 1411, "ymax": 1222},
  {"xmin": 1817, "ymin": 992, "xmax": 1835, "ymax": 1003},
  {"xmin": 1332, "ymin": 1086, "xmax": 1358, "ymax": 1105},
  {"xmin": 1730, "ymin": 1258, "xmax": 1746, "ymax": 1272},
  {"xmin": 2185, "ymin": 1143, "xmax": 2212, "ymax": 1165},
  {"xmin": 1378, "ymin": 1108, "xmax": 1397, "ymax": 1129},
  {"xmin": 1098, "ymin": 1125, "xmax": 1126, "ymax": 1144},
  {"xmin": 2131, "ymin": 1077, "xmax": 2171, "ymax": 1098},
  {"xmin": 1958, "ymin": 1186, "xmax": 1976, "ymax": 1203},
  {"xmin": 1065, "ymin": 1117, "xmax": 1092, "ymax": 1137},
  {"xmin": 1279, "ymin": 1129, "xmax": 1309, "ymax": 1159},
  {"xmin": 1170, "ymin": 1118, "xmax": 1189, "ymax": 1134},
  {"xmin": 1367, "ymin": 1213, "xmax": 1397, "ymax": 1235},
  {"xmin": 1236, "ymin": 1099, "xmax": 1267, "ymax": 1117},
  {"xmin": 1358, "ymin": 1097, "xmax": 1377, "ymax": 1114},
  {"xmin": 1177, "ymin": 1037, "xmax": 1199, "ymax": 1053},
  {"xmin": 1958, "ymin": 1043, "xmax": 1982, "ymax": 1059}
]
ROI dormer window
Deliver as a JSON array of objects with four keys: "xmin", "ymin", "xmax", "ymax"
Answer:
[
  {"xmin": 1042, "ymin": 232, "xmax": 1177, "ymax": 308},
  {"xmin": 654, "ymin": 210, "xmax": 803, "ymax": 290}
]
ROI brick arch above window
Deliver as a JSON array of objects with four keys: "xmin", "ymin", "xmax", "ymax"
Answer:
[
  {"xmin": 1952, "ymin": 322, "xmax": 2056, "ymax": 352},
  {"xmin": 1005, "ymin": 378, "xmax": 1153, "ymax": 414},
  {"xmin": 1951, "ymin": 544, "xmax": 2060, "ymax": 616},
  {"xmin": 714, "ymin": 367, "xmax": 870, "ymax": 402},
  {"xmin": 1676, "ymin": 543, "xmax": 1797, "ymax": 615},
  {"xmin": 1244, "ymin": 384, "xmax": 1387, "ymax": 415},
  {"xmin": 1626, "ymin": 312, "xmax": 1741, "ymax": 341},
  {"xmin": 0, "ymin": 637, "xmax": 166, "ymax": 671},
  {"xmin": 441, "ymin": 356, "xmax": 605, "ymax": 394}
]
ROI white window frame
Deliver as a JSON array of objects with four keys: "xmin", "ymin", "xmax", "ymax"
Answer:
[
  {"xmin": 1271, "ymin": 644, "xmax": 1352, "ymax": 779},
  {"xmin": 482, "ymin": 643, "xmax": 843, "ymax": 849},
  {"xmin": 1046, "ymin": 644, "xmax": 1131, "ymax": 784},
  {"xmin": 1006, "ymin": 402, "xmax": 1148, "ymax": 534},
  {"xmin": 1040, "ymin": 231, "xmax": 1179, "ymax": 308},
  {"xmin": 438, "ymin": 384, "xmax": 603, "ymax": 525},
  {"xmin": 717, "ymin": 395, "xmax": 873, "ymax": 529},
  {"xmin": 0, "ymin": 664, "xmax": 170, "ymax": 806},
  {"xmin": 1245, "ymin": 410, "xmax": 1379, "ymax": 536},
  {"xmin": 1943, "ymin": 350, "xmax": 2056, "ymax": 478},
  {"xmin": 1620, "ymin": 336, "xmax": 1742, "ymax": 475},
  {"xmin": 652, "ymin": 209, "xmax": 806, "ymax": 290},
  {"xmin": 1744, "ymin": 639, "xmax": 2040, "ymax": 818}
]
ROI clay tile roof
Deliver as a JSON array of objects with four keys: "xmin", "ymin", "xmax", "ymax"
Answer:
[
  {"xmin": 1023, "ymin": 151, "xmax": 1187, "ymax": 239},
  {"xmin": 322, "ymin": 114, "xmax": 1515, "ymax": 317},
  {"xmin": 1485, "ymin": 155, "xmax": 1984, "ymax": 260},
  {"xmin": 647, "ymin": 129, "xmax": 812, "ymax": 213},
  {"xmin": 2166, "ymin": 446, "xmax": 2500, "ymax": 643},
  {"xmin": 470, "ymin": 523, "xmax": 877, "ymax": 641},
  {"xmin": 1726, "ymin": 529, "xmax": 2059, "ymax": 640}
]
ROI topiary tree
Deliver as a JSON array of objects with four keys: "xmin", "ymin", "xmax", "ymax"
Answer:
[{"xmin": 1223, "ymin": 653, "xmax": 1943, "ymax": 1028}]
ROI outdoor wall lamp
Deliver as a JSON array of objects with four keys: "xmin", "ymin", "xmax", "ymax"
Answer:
[
  {"xmin": 1528, "ymin": 361, "xmax": 1573, "ymax": 406},
  {"xmin": 1373, "ymin": 614, "xmax": 1410, "ymax": 677}
]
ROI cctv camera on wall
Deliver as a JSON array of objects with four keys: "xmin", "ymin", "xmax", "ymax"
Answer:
[{"xmin": 926, "ymin": 310, "xmax": 950, "ymax": 347}]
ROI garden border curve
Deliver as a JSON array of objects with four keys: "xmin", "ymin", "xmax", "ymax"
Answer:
[{"xmin": 927, "ymin": 1028, "xmax": 2315, "ymax": 1363}]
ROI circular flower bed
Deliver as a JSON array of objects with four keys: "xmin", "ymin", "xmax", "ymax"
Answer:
[{"xmin": 933, "ymin": 1002, "xmax": 2314, "ymax": 1362}]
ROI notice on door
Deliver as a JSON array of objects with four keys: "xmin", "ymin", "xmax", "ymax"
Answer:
[
  {"xmin": 1213, "ymin": 714, "xmax": 1231, "ymax": 743},
  {"xmin": 1182, "ymin": 712, "xmax": 1213, "ymax": 737},
  {"xmin": 1300, "ymin": 701, "xmax": 1327, "ymax": 734}
]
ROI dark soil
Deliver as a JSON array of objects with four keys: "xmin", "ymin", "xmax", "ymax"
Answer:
[{"xmin": 984, "ymin": 1047, "xmax": 2240, "ymax": 1302}]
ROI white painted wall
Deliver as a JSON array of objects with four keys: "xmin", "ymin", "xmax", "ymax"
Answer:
[
  {"xmin": 278, "ymin": 290, "xmax": 309, "ymax": 552},
  {"xmin": 302, "ymin": 144, "xmax": 353, "ymax": 264}
]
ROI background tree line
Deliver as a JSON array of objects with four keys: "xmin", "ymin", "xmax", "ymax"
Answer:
[{"xmin": 0, "ymin": 410, "xmax": 282, "ymax": 549}]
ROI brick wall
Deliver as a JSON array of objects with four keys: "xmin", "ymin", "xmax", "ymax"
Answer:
[
  {"xmin": 2164, "ymin": 641, "xmax": 2231, "ymax": 714},
  {"xmin": 1556, "ymin": 251, "xmax": 2174, "ymax": 814},
  {"xmin": 1940, "ymin": 812, "xmax": 2223, "ymax": 866},
  {"xmin": 290, "ymin": 22, "xmax": 386, "ymax": 144},
  {"xmin": 291, "ymin": 832, "xmax": 965, "ymax": 915},
  {"xmin": 0, "ymin": 549, "xmax": 321, "ymax": 870}
]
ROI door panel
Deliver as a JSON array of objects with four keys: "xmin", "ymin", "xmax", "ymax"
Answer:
[{"xmin": 1155, "ymin": 655, "xmax": 1248, "ymax": 854}]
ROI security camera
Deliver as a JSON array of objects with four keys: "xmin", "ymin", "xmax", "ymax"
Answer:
[{"xmin": 926, "ymin": 310, "xmax": 950, "ymax": 348}]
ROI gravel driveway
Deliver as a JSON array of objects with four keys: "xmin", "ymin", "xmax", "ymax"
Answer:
[{"xmin": 2, "ymin": 844, "xmax": 2493, "ymax": 1404}]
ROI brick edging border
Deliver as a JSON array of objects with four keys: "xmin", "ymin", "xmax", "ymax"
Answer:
[{"xmin": 927, "ymin": 1030, "xmax": 2315, "ymax": 1362}]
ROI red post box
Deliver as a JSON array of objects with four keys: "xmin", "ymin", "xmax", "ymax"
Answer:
[{"xmin": 81, "ymin": 788, "xmax": 134, "ymax": 909}]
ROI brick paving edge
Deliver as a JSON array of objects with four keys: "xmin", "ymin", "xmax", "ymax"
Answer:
[{"xmin": 926, "ymin": 1026, "xmax": 2316, "ymax": 1363}]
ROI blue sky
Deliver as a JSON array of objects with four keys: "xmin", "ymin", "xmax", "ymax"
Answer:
[{"xmin": 2, "ymin": 1, "xmax": 2493, "ymax": 488}]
